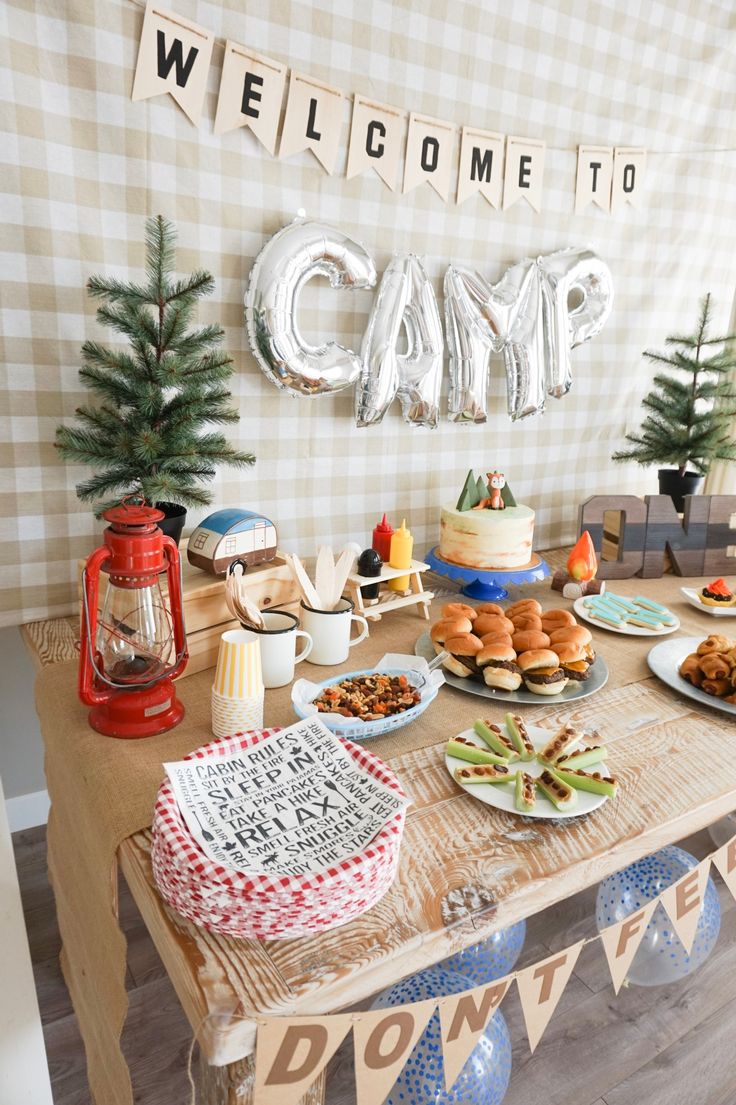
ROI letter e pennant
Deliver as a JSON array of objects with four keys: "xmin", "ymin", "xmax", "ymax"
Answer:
[
  {"xmin": 254, "ymin": 1014, "xmax": 353, "ymax": 1105},
  {"xmin": 515, "ymin": 940, "xmax": 584, "ymax": 1052},
  {"xmin": 660, "ymin": 859, "xmax": 711, "ymax": 955},
  {"xmin": 131, "ymin": 2, "xmax": 213, "ymax": 126}
]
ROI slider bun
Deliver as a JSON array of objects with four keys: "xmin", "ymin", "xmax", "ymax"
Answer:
[
  {"xmin": 444, "ymin": 632, "xmax": 483, "ymax": 657},
  {"xmin": 554, "ymin": 641, "xmax": 586, "ymax": 664},
  {"xmin": 525, "ymin": 674, "xmax": 569, "ymax": 695},
  {"xmin": 549, "ymin": 625, "xmax": 592, "ymax": 647},
  {"xmin": 506, "ymin": 598, "xmax": 542, "ymax": 617},
  {"xmin": 480, "ymin": 632, "xmax": 514, "ymax": 649},
  {"xmin": 442, "ymin": 602, "xmax": 478, "ymax": 622},
  {"xmin": 511, "ymin": 613, "xmax": 543, "ymax": 632},
  {"xmin": 517, "ymin": 648, "xmax": 560, "ymax": 673},
  {"xmin": 430, "ymin": 616, "xmax": 472, "ymax": 642},
  {"xmin": 477, "ymin": 643, "xmax": 517, "ymax": 666},
  {"xmin": 474, "ymin": 613, "xmax": 514, "ymax": 637},
  {"xmin": 476, "ymin": 602, "xmax": 505, "ymax": 616},
  {"xmin": 512, "ymin": 629, "xmax": 551, "ymax": 653},
  {"xmin": 541, "ymin": 608, "xmax": 577, "ymax": 632},
  {"xmin": 483, "ymin": 666, "xmax": 522, "ymax": 691},
  {"xmin": 442, "ymin": 654, "xmax": 476, "ymax": 678}
]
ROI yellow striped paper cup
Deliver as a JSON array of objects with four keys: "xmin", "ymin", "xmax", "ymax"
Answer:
[
  {"xmin": 211, "ymin": 687, "xmax": 264, "ymax": 738},
  {"xmin": 213, "ymin": 630, "xmax": 263, "ymax": 700}
]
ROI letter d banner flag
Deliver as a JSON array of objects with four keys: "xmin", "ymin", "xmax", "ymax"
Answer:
[{"xmin": 254, "ymin": 1014, "xmax": 353, "ymax": 1105}]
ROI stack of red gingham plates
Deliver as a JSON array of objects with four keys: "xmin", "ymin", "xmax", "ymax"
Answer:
[{"xmin": 151, "ymin": 728, "xmax": 407, "ymax": 940}]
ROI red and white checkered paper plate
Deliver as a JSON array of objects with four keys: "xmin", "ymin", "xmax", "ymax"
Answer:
[{"xmin": 151, "ymin": 727, "xmax": 407, "ymax": 940}]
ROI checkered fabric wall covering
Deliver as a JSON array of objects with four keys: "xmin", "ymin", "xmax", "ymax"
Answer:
[{"xmin": 2, "ymin": 0, "xmax": 736, "ymax": 626}]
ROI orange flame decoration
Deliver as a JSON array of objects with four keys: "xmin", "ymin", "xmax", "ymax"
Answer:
[{"xmin": 567, "ymin": 531, "xmax": 598, "ymax": 581}]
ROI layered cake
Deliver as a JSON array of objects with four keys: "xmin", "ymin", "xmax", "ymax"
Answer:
[{"xmin": 439, "ymin": 470, "xmax": 535, "ymax": 570}]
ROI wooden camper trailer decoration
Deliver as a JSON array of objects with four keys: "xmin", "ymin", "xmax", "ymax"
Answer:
[
  {"xmin": 579, "ymin": 494, "xmax": 736, "ymax": 578},
  {"xmin": 187, "ymin": 509, "xmax": 278, "ymax": 575}
]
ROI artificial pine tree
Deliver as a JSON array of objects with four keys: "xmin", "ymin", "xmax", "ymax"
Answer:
[
  {"xmin": 56, "ymin": 215, "xmax": 254, "ymax": 513},
  {"xmin": 612, "ymin": 294, "xmax": 736, "ymax": 477}
]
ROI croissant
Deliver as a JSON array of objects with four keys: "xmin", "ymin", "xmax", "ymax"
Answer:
[
  {"xmin": 697, "ymin": 634, "xmax": 734, "ymax": 656},
  {"xmin": 701, "ymin": 677, "xmax": 731, "ymax": 697},
  {"xmin": 724, "ymin": 693, "xmax": 736, "ymax": 704},
  {"xmin": 679, "ymin": 653, "xmax": 704, "ymax": 686},
  {"xmin": 699, "ymin": 652, "xmax": 731, "ymax": 680}
]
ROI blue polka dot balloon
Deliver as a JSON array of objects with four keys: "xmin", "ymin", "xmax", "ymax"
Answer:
[
  {"xmin": 371, "ymin": 966, "xmax": 512, "ymax": 1105},
  {"xmin": 442, "ymin": 921, "xmax": 526, "ymax": 985},
  {"xmin": 596, "ymin": 845, "xmax": 721, "ymax": 987}
]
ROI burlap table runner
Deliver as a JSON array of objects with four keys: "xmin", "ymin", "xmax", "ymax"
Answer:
[{"xmin": 35, "ymin": 567, "xmax": 721, "ymax": 1104}]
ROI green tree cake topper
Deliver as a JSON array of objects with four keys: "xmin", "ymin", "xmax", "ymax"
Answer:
[
  {"xmin": 612, "ymin": 294, "xmax": 736, "ymax": 477},
  {"xmin": 56, "ymin": 215, "xmax": 254, "ymax": 512}
]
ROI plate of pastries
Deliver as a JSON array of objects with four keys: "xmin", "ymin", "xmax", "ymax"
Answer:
[
  {"xmin": 648, "ymin": 633, "xmax": 736, "ymax": 715},
  {"xmin": 416, "ymin": 598, "xmax": 609, "ymax": 703}
]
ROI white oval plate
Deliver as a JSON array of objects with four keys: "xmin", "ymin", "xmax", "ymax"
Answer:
[
  {"xmin": 647, "ymin": 635, "xmax": 736, "ymax": 716},
  {"xmin": 573, "ymin": 597, "xmax": 679, "ymax": 636},
  {"xmin": 445, "ymin": 723, "xmax": 611, "ymax": 820},
  {"xmin": 415, "ymin": 633, "xmax": 608, "ymax": 705},
  {"xmin": 680, "ymin": 587, "xmax": 736, "ymax": 618}
]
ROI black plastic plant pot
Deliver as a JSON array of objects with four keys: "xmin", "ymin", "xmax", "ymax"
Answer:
[
  {"xmin": 155, "ymin": 501, "xmax": 187, "ymax": 545},
  {"xmin": 657, "ymin": 469, "xmax": 703, "ymax": 513}
]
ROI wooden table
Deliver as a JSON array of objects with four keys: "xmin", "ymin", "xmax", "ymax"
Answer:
[{"xmin": 26, "ymin": 556, "xmax": 736, "ymax": 1104}]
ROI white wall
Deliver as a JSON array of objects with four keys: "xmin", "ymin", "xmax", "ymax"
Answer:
[{"xmin": 0, "ymin": 628, "xmax": 47, "ymax": 817}]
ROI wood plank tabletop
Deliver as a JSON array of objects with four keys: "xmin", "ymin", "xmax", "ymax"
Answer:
[{"xmin": 106, "ymin": 567, "xmax": 736, "ymax": 1066}]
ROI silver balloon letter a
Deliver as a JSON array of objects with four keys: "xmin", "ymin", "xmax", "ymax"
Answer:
[
  {"xmin": 245, "ymin": 218, "xmax": 376, "ymax": 397},
  {"xmin": 356, "ymin": 254, "xmax": 443, "ymax": 428}
]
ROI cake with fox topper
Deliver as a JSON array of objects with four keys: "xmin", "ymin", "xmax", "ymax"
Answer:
[{"xmin": 438, "ymin": 470, "xmax": 536, "ymax": 570}]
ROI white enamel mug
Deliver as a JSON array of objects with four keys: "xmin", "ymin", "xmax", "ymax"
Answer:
[
  {"xmin": 247, "ymin": 611, "xmax": 313, "ymax": 689},
  {"xmin": 300, "ymin": 597, "xmax": 370, "ymax": 666}
]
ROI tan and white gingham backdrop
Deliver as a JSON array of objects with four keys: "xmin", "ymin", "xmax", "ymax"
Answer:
[{"xmin": 2, "ymin": 0, "xmax": 736, "ymax": 626}]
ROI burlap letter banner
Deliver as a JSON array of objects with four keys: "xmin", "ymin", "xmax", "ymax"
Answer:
[
  {"xmin": 575, "ymin": 145, "xmax": 613, "ymax": 213},
  {"xmin": 599, "ymin": 900, "xmax": 658, "ymax": 994},
  {"xmin": 131, "ymin": 2, "xmax": 214, "ymax": 126},
  {"xmin": 280, "ymin": 71, "xmax": 344, "ymax": 174},
  {"xmin": 254, "ymin": 1014, "xmax": 353, "ymax": 1105},
  {"xmin": 438, "ymin": 976, "xmax": 511, "ymax": 1089},
  {"xmin": 712, "ymin": 835, "xmax": 736, "ymax": 902},
  {"xmin": 402, "ymin": 113, "xmax": 456, "ymax": 201},
  {"xmin": 347, "ymin": 96, "xmax": 407, "ymax": 191},
  {"xmin": 456, "ymin": 126, "xmax": 505, "ymax": 207},
  {"xmin": 515, "ymin": 940, "xmax": 584, "ymax": 1052},
  {"xmin": 214, "ymin": 42, "xmax": 287, "ymax": 154},
  {"xmin": 503, "ymin": 135, "xmax": 545, "ymax": 212},
  {"xmin": 352, "ymin": 1000, "xmax": 436, "ymax": 1105},
  {"xmin": 660, "ymin": 859, "xmax": 712, "ymax": 955}
]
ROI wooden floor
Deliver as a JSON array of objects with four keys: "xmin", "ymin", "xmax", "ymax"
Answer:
[{"xmin": 12, "ymin": 823, "xmax": 736, "ymax": 1105}]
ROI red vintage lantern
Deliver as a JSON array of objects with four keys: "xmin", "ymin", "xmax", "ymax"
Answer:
[{"xmin": 79, "ymin": 497, "xmax": 188, "ymax": 738}]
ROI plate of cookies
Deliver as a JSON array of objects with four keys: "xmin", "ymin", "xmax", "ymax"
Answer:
[
  {"xmin": 416, "ymin": 598, "xmax": 609, "ymax": 704},
  {"xmin": 573, "ymin": 592, "xmax": 679, "ymax": 635},
  {"xmin": 446, "ymin": 714, "xmax": 617, "ymax": 820},
  {"xmin": 648, "ymin": 633, "xmax": 736, "ymax": 715}
]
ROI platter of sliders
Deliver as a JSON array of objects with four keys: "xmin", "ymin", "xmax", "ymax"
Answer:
[
  {"xmin": 446, "ymin": 714, "xmax": 616, "ymax": 820},
  {"xmin": 573, "ymin": 592, "xmax": 679, "ymax": 636},
  {"xmin": 416, "ymin": 598, "xmax": 608, "ymax": 704},
  {"xmin": 648, "ymin": 633, "xmax": 736, "ymax": 716},
  {"xmin": 680, "ymin": 578, "xmax": 736, "ymax": 617}
]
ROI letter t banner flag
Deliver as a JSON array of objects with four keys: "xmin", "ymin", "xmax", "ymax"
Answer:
[
  {"xmin": 254, "ymin": 1014, "xmax": 353, "ymax": 1105},
  {"xmin": 515, "ymin": 940, "xmax": 584, "ymax": 1052},
  {"xmin": 131, "ymin": 2, "xmax": 214, "ymax": 126}
]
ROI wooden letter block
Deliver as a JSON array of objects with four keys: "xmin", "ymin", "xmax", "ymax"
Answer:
[
  {"xmin": 702, "ymin": 496, "xmax": 736, "ymax": 576},
  {"xmin": 641, "ymin": 495, "xmax": 708, "ymax": 577},
  {"xmin": 578, "ymin": 496, "xmax": 648, "ymax": 579}
]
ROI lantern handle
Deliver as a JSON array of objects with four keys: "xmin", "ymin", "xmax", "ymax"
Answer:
[
  {"xmin": 163, "ymin": 535, "xmax": 189, "ymax": 680},
  {"xmin": 79, "ymin": 548, "xmax": 112, "ymax": 706}
]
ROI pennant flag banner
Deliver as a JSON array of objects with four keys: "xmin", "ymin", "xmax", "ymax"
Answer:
[
  {"xmin": 515, "ymin": 940, "xmax": 584, "ymax": 1052},
  {"xmin": 352, "ymin": 1000, "xmax": 436, "ymax": 1105},
  {"xmin": 129, "ymin": 3, "xmax": 653, "ymax": 215},
  {"xmin": 660, "ymin": 858, "xmax": 712, "ymax": 955},
  {"xmin": 438, "ymin": 976, "xmax": 512, "ymax": 1089},
  {"xmin": 254, "ymin": 1013, "xmax": 354, "ymax": 1105},
  {"xmin": 599, "ymin": 899, "xmax": 658, "ymax": 994},
  {"xmin": 214, "ymin": 42, "xmax": 287, "ymax": 154},
  {"xmin": 712, "ymin": 836, "xmax": 736, "ymax": 901},
  {"xmin": 131, "ymin": 1, "xmax": 214, "ymax": 126}
]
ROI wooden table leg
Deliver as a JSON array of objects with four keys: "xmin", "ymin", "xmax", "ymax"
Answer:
[{"xmin": 196, "ymin": 1055, "xmax": 327, "ymax": 1104}]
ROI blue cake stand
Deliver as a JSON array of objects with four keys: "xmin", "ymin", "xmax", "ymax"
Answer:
[{"xmin": 425, "ymin": 547, "xmax": 550, "ymax": 601}]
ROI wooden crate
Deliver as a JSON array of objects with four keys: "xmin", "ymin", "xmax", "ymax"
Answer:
[{"xmin": 77, "ymin": 546, "xmax": 300, "ymax": 679}]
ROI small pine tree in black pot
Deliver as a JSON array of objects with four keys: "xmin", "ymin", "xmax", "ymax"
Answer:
[
  {"xmin": 612, "ymin": 294, "xmax": 736, "ymax": 510},
  {"xmin": 56, "ymin": 215, "xmax": 254, "ymax": 540}
]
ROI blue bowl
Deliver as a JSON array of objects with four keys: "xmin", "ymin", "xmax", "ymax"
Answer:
[{"xmin": 292, "ymin": 666, "xmax": 439, "ymax": 741}]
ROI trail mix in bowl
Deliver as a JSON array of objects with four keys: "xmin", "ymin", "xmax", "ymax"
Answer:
[{"xmin": 313, "ymin": 673, "xmax": 421, "ymax": 720}]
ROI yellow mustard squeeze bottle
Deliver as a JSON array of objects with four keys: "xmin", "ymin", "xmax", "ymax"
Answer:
[{"xmin": 388, "ymin": 518, "xmax": 413, "ymax": 591}]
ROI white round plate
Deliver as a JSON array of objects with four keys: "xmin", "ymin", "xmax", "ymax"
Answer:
[
  {"xmin": 415, "ymin": 633, "xmax": 608, "ymax": 705},
  {"xmin": 573, "ymin": 597, "xmax": 679, "ymax": 636},
  {"xmin": 680, "ymin": 587, "xmax": 736, "ymax": 618},
  {"xmin": 647, "ymin": 635, "xmax": 736, "ymax": 716},
  {"xmin": 445, "ymin": 723, "xmax": 611, "ymax": 820}
]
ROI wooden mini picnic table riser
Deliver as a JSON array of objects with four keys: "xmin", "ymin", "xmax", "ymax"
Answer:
[{"xmin": 28, "ymin": 556, "xmax": 736, "ymax": 1104}]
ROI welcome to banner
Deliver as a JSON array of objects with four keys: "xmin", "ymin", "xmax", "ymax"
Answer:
[{"xmin": 131, "ymin": 2, "xmax": 646, "ymax": 215}]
